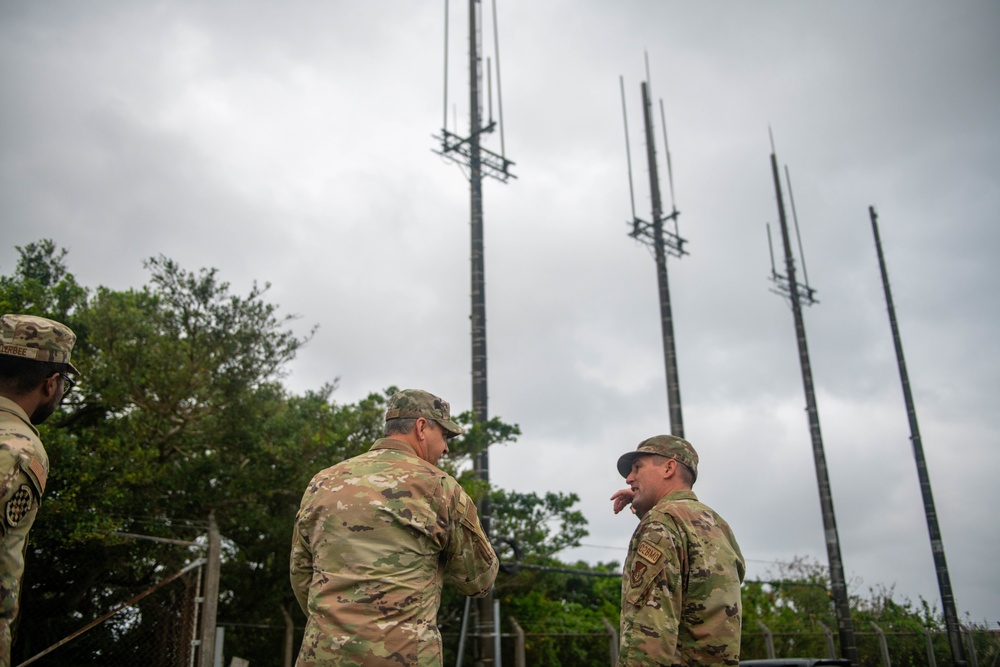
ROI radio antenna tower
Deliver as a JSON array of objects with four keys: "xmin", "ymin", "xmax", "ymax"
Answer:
[
  {"xmin": 869, "ymin": 206, "xmax": 967, "ymax": 666},
  {"xmin": 765, "ymin": 131, "xmax": 858, "ymax": 665},
  {"xmin": 619, "ymin": 54, "xmax": 688, "ymax": 436},
  {"xmin": 433, "ymin": 0, "xmax": 514, "ymax": 663}
]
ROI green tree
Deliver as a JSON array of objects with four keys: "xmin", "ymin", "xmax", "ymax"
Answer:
[
  {"xmin": 740, "ymin": 556, "xmax": 1000, "ymax": 666},
  {"xmin": 490, "ymin": 489, "xmax": 588, "ymax": 562},
  {"xmin": 0, "ymin": 239, "xmax": 88, "ymax": 320},
  {"xmin": 8, "ymin": 246, "xmax": 319, "ymax": 665}
]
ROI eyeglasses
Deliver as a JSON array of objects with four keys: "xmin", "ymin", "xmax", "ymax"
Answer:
[{"xmin": 59, "ymin": 373, "xmax": 76, "ymax": 394}]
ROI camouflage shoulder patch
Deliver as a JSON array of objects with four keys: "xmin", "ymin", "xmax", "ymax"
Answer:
[
  {"xmin": 636, "ymin": 539, "xmax": 663, "ymax": 565},
  {"xmin": 5, "ymin": 484, "xmax": 34, "ymax": 527}
]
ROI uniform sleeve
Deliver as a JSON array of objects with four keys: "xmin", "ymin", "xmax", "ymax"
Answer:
[
  {"xmin": 0, "ymin": 452, "xmax": 42, "ymax": 624},
  {"xmin": 289, "ymin": 503, "xmax": 314, "ymax": 615},
  {"xmin": 442, "ymin": 489, "xmax": 498, "ymax": 598},
  {"xmin": 618, "ymin": 517, "xmax": 684, "ymax": 666}
]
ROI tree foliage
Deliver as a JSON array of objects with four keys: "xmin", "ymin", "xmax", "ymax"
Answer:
[
  {"xmin": 0, "ymin": 239, "xmax": 88, "ymax": 320},
  {"xmin": 4, "ymin": 243, "xmax": 324, "ymax": 664}
]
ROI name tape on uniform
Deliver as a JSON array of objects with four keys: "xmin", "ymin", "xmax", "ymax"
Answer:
[{"xmin": 636, "ymin": 540, "xmax": 663, "ymax": 565}]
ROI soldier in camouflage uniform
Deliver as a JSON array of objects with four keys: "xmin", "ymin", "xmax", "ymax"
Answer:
[
  {"xmin": 610, "ymin": 435, "xmax": 745, "ymax": 666},
  {"xmin": 290, "ymin": 388, "xmax": 498, "ymax": 667},
  {"xmin": 0, "ymin": 314, "xmax": 79, "ymax": 666}
]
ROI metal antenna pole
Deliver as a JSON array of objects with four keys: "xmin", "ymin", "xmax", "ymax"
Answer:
[
  {"xmin": 659, "ymin": 99, "xmax": 678, "ymax": 217},
  {"xmin": 869, "ymin": 206, "xmax": 967, "ymax": 666},
  {"xmin": 435, "ymin": 1, "xmax": 516, "ymax": 662},
  {"xmin": 490, "ymin": 0, "xmax": 506, "ymax": 158},
  {"xmin": 466, "ymin": 3, "xmax": 495, "ymax": 663},
  {"xmin": 785, "ymin": 165, "xmax": 811, "ymax": 290},
  {"xmin": 619, "ymin": 69, "xmax": 687, "ymax": 435},
  {"xmin": 768, "ymin": 146, "xmax": 858, "ymax": 665},
  {"xmin": 641, "ymin": 80, "xmax": 684, "ymax": 437},
  {"xmin": 619, "ymin": 76, "xmax": 638, "ymax": 222},
  {"xmin": 443, "ymin": 0, "xmax": 450, "ymax": 133}
]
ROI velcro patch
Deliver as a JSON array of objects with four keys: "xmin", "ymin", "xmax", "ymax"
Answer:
[
  {"xmin": 29, "ymin": 457, "xmax": 46, "ymax": 494},
  {"xmin": 5, "ymin": 485, "xmax": 34, "ymax": 527},
  {"xmin": 636, "ymin": 540, "xmax": 663, "ymax": 565},
  {"xmin": 630, "ymin": 560, "xmax": 647, "ymax": 588}
]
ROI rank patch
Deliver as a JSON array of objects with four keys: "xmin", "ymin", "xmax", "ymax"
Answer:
[
  {"xmin": 636, "ymin": 539, "xmax": 663, "ymax": 565},
  {"xmin": 5, "ymin": 484, "xmax": 34, "ymax": 527},
  {"xmin": 630, "ymin": 560, "xmax": 647, "ymax": 588}
]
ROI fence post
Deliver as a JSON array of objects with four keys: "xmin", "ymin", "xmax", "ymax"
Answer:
[
  {"xmin": 818, "ymin": 621, "xmax": 836, "ymax": 659},
  {"xmin": 602, "ymin": 617, "xmax": 619, "ymax": 666},
  {"xmin": 756, "ymin": 620, "xmax": 775, "ymax": 659},
  {"xmin": 456, "ymin": 597, "xmax": 472, "ymax": 667},
  {"xmin": 199, "ymin": 511, "xmax": 222, "ymax": 667},
  {"xmin": 963, "ymin": 626, "xmax": 979, "ymax": 667},
  {"xmin": 508, "ymin": 616, "xmax": 525, "ymax": 667},
  {"xmin": 214, "ymin": 627, "xmax": 225, "ymax": 667},
  {"xmin": 281, "ymin": 605, "xmax": 295, "ymax": 667},
  {"xmin": 922, "ymin": 627, "xmax": 937, "ymax": 667},
  {"xmin": 871, "ymin": 622, "xmax": 891, "ymax": 667},
  {"xmin": 493, "ymin": 599, "xmax": 502, "ymax": 667}
]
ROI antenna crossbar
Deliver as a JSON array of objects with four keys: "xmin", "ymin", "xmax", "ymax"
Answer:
[
  {"xmin": 434, "ymin": 128, "xmax": 516, "ymax": 182},
  {"xmin": 768, "ymin": 272, "xmax": 818, "ymax": 305},
  {"xmin": 629, "ymin": 213, "xmax": 687, "ymax": 257}
]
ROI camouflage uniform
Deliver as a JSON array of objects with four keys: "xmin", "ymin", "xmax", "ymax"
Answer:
[
  {"xmin": 0, "ymin": 399, "xmax": 47, "ymax": 666},
  {"xmin": 0, "ymin": 315, "xmax": 78, "ymax": 666},
  {"xmin": 290, "ymin": 437, "xmax": 497, "ymax": 666},
  {"xmin": 619, "ymin": 489, "xmax": 745, "ymax": 666}
]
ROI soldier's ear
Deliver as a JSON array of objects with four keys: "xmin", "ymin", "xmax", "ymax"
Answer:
[{"xmin": 41, "ymin": 373, "xmax": 61, "ymax": 398}]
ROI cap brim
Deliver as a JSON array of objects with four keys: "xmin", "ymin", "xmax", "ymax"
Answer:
[
  {"xmin": 437, "ymin": 419, "xmax": 465, "ymax": 436},
  {"xmin": 617, "ymin": 451, "xmax": 643, "ymax": 478},
  {"xmin": 66, "ymin": 361, "xmax": 81, "ymax": 375}
]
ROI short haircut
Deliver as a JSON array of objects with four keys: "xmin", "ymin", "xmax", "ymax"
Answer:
[
  {"xmin": 385, "ymin": 417, "xmax": 418, "ymax": 437},
  {"xmin": 0, "ymin": 357, "xmax": 66, "ymax": 396},
  {"xmin": 675, "ymin": 460, "xmax": 696, "ymax": 486},
  {"xmin": 650, "ymin": 454, "xmax": 696, "ymax": 487}
]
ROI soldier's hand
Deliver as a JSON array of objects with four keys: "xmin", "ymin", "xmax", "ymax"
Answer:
[{"xmin": 610, "ymin": 488, "xmax": 635, "ymax": 515}]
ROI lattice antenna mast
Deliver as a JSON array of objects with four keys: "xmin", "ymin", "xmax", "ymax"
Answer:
[
  {"xmin": 766, "ymin": 133, "xmax": 858, "ymax": 665},
  {"xmin": 434, "ymin": 1, "xmax": 515, "ymax": 663},
  {"xmin": 766, "ymin": 132, "xmax": 816, "ymax": 305},
  {"xmin": 434, "ymin": 0, "xmax": 515, "ymax": 184},
  {"xmin": 619, "ymin": 57, "xmax": 687, "ymax": 437},
  {"xmin": 869, "ymin": 206, "xmax": 967, "ymax": 666}
]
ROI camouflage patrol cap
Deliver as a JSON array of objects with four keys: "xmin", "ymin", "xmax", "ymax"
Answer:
[
  {"xmin": 385, "ymin": 388, "xmax": 465, "ymax": 436},
  {"xmin": 617, "ymin": 434, "xmax": 698, "ymax": 481},
  {"xmin": 0, "ymin": 314, "xmax": 80, "ymax": 375}
]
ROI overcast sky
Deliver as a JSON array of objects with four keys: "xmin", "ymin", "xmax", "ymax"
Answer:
[{"xmin": 2, "ymin": 1, "xmax": 998, "ymax": 626}]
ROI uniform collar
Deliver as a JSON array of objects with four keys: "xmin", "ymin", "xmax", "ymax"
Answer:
[
  {"xmin": 370, "ymin": 437, "xmax": 420, "ymax": 457},
  {"xmin": 655, "ymin": 488, "xmax": 698, "ymax": 507},
  {"xmin": 0, "ymin": 395, "xmax": 39, "ymax": 436}
]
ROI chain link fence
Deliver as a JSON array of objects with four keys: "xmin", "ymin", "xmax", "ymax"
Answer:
[
  {"xmin": 13, "ymin": 528, "xmax": 998, "ymax": 667},
  {"xmin": 13, "ymin": 528, "xmax": 209, "ymax": 667}
]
